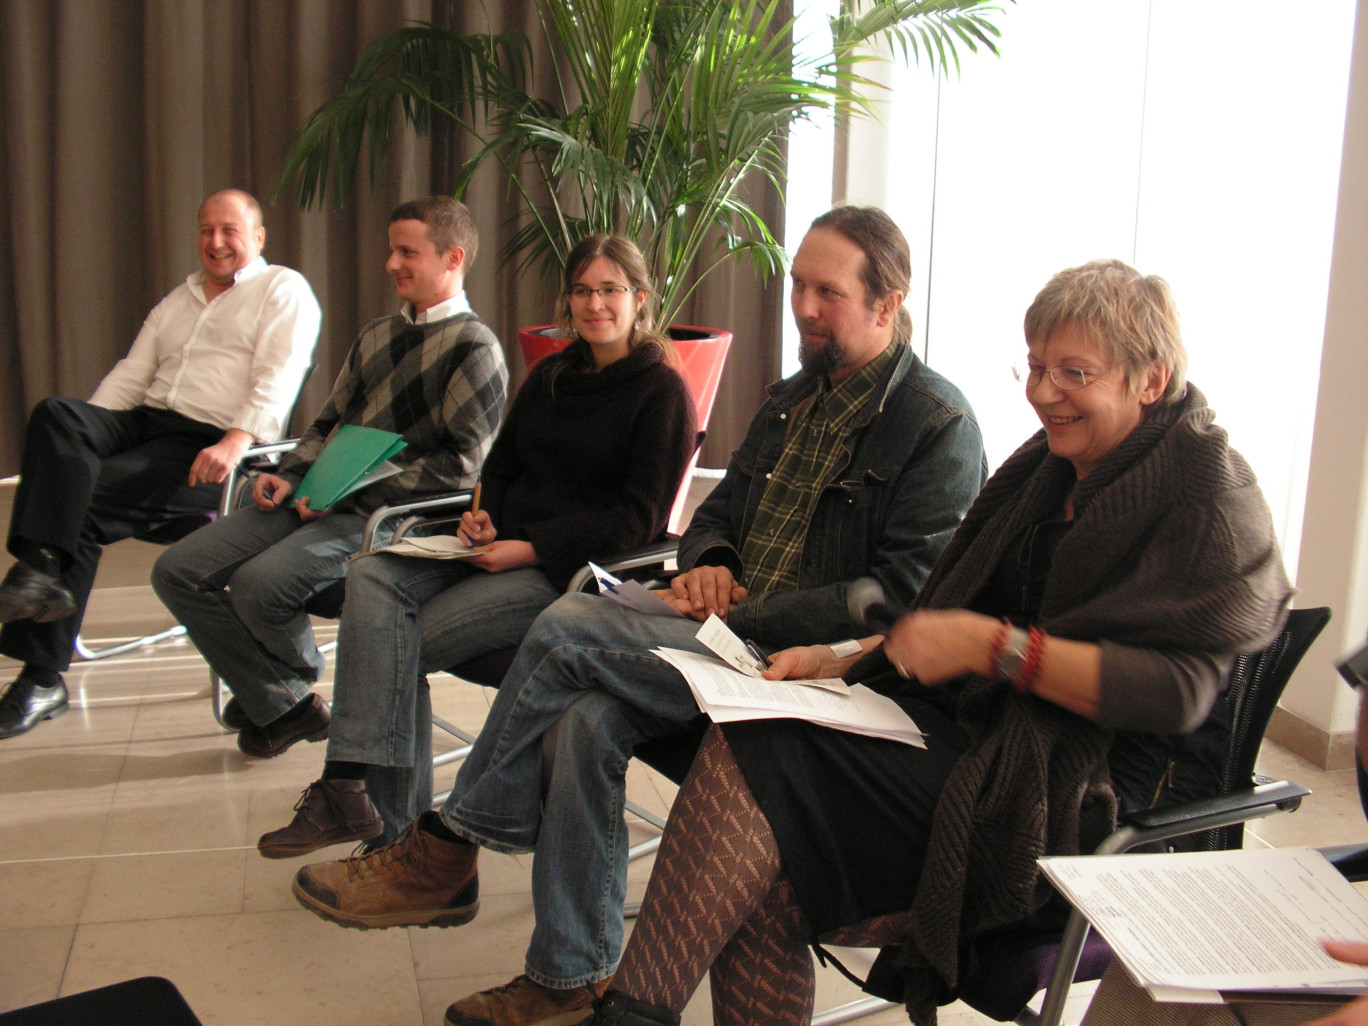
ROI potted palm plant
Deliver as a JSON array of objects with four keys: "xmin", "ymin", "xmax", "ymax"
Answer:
[{"xmin": 277, "ymin": 0, "xmax": 1007, "ymax": 332}]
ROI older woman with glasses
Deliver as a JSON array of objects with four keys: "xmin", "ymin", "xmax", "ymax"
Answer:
[{"xmin": 589, "ymin": 260, "xmax": 1293, "ymax": 1026}]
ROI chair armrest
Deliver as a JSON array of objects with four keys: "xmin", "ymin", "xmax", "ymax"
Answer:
[
  {"xmin": 218, "ymin": 438, "xmax": 303, "ymax": 515},
  {"xmin": 1033, "ymin": 779, "xmax": 1312, "ymax": 1026},
  {"xmin": 566, "ymin": 539, "xmax": 681, "ymax": 594},
  {"xmin": 1100, "ymin": 780, "xmax": 1311, "ymax": 855},
  {"xmin": 242, "ymin": 439, "xmax": 302, "ymax": 461},
  {"xmin": 360, "ymin": 491, "xmax": 475, "ymax": 552}
]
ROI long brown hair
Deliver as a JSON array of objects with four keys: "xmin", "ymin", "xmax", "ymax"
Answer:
[{"xmin": 546, "ymin": 235, "xmax": 675, "ymax": 383}]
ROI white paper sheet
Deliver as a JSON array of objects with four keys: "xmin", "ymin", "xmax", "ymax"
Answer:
[
  {"xmin": 1039, "ymin": 847, "xmax": 1368, "ymax": 1001},
  {"xmin": 654, "ymin": 646, "xmax": 925, "ymax": 747},
  {"xmin": 363, "ymin": 534, "xmax": 484, "ymax": 559}
]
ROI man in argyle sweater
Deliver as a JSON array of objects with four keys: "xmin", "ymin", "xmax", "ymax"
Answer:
[{"xmin": 153, "ymin": 196, "xmax": 507, "ymax": 758}]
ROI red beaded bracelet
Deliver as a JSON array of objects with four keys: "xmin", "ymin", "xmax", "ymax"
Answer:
[{"xmin": 1014, "ymin": 627, "xmax": 1046, "ymax": 694}]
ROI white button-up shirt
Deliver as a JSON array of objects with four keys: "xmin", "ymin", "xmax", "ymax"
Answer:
[{"xmin": 89, "ymin": 257, "xmax": 321, "ymax": 441}]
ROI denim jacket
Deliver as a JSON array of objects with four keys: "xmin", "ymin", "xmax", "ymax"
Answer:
[{"xmin": 677, "ymin": 342, "xmax": 988, "ymax": 649}]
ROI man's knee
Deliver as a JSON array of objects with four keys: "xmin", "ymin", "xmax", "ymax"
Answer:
[
  {"xmin": 149, "ymin": 547, "xmax": 187, "ymax": 601},
  {"xmin": 29, "ymin": 396, "xmax": 87, "ymax": 427},
  {"xmin": 524, "ymin": 591, "xmax": 615, "ymax": 649},
  {"xmin": 226, "ymin": 558, "xmax": 311, "ymax": 624}
]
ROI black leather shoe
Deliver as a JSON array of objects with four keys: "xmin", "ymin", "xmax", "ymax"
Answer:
[
  {"xmin": 238, "ymin": 694, "xmax": 330, "ymax": 758},
  {"xmin": 220, "ymin": 697, "xmax": 251, "ymax": 731},
  {"xmin": 0, "ymin": 675, "xmax": 69, "ymax": 739},
  {"xmin": 0, "ymin": 562, "xmax": 76, "ymax": 623}
]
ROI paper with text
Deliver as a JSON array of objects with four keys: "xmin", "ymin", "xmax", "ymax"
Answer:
[
  {"xmin": 654, "ymin": 646, "xmax": 925, "ymax": 747},
  {"xmin": 1039, "ymin": 847, "xmax": 1368, "ymax": 1002}
]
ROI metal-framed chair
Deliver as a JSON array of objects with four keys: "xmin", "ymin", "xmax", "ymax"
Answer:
[
  {"xmin": 74, "ymin": 365, "xmax": 316, "ymax": 662},
  {"xmin": 206, "ymin": 487, "xmax": 476, "ymax": 728},
  {"xmin": 810, "ymin": 604, "xmax": 1332, "ymax": 1026}
]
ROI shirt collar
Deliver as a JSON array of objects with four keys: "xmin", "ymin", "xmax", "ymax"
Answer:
[
  {"xmin": 186, "ymin": 256, "xmax": 268, "ymax": 300},
  {"xmin": 403, "ymin": 290, "xmax": 473, "ymax": 325}
]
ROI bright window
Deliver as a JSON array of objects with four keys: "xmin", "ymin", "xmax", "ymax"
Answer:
[{"xmin": 786, "ymin": 0, "xmax": 1356, "ymax": 571}]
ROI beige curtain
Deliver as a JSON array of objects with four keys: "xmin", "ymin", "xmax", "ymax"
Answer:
[{"xmin": 0, "ymin": 0, "xmax": 784, "ymax": 476}]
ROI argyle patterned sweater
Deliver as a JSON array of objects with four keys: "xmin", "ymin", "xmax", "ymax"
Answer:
[{"xmin": 277, "ymin": 311, "xmax": 508, "ymax": 515}]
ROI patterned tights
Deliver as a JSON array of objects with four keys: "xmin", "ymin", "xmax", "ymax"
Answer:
[{"xmin": 614, "ymin": 726, "xmax": 817, "ymax": 1025}]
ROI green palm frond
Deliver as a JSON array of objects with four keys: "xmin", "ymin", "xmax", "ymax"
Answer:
[{"xmin": 276, "ymin": 0, "xmax": 1011, "ymax": 327}]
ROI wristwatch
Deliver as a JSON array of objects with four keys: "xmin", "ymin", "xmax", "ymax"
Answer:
[{"xmin": 995, "ymin": 626, "xmax": 1030, "ymax": 682}]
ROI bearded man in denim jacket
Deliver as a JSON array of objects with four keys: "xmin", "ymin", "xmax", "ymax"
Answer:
[{"xmin": 292, "ymin": 205, "xmax": 988, "ymax": 1026}]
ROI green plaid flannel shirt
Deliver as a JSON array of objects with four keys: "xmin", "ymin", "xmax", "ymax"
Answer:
[{"xmin": 739, "ymin": 342, "xmax": 902, "ymax": 594}]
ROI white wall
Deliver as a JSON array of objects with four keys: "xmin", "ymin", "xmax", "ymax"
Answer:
[{"xmin": 1284, "ymin": 0, "xmax": 1368, "ymax": 736}]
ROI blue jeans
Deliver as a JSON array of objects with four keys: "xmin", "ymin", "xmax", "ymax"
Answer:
[
  {"xmin": 324, "ymin": 551, "xmax": 561, "ymax": 838},
  {"xmin": 151, "ymin": 505, "xmax": 366, "ymax": 725},
  {"xmin": 438, "ymin": 591, "xmax": 711, "ymax": 988}
]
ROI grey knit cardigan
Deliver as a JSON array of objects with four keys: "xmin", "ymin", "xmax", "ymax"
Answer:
[{"xmin": 868, "ymin": 384, "xmax": 1293, "ymax": 1024}]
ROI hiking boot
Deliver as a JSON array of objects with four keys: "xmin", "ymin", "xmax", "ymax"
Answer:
[
  {"xmin": 257, "ymin": 779, "xmax": 383, "ymax": 859},
  {"xmin": 293, "ymin": 810, "xmax": 478, "ymax": 929},
  {"xmin": 445, "ymin": 975, "xmax": 611, "ymax": 1026},
  {"xmin": 237, "ymin": 693, "xmax": 330, "ymax": 758}
]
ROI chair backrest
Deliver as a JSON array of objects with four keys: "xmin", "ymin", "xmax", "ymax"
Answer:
[
  {"xmin": 520, "ymin": 327, "xmax": 730, "ymax": 534},
  {"xmin": 1201, "ymin": 605, "xmax": 1331, "ymax": 849},
  {"xmin": 956, "ymin": 605, "xmax": 1331, "ymax": 1020}
]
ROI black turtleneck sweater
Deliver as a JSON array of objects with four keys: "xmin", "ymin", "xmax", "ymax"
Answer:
[{"xmin": 479, "ymin": 339, "xmax": 697, "ymax": 589}]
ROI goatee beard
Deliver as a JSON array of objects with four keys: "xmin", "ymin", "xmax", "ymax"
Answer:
[{"xmin": 798, "ymin": 338, "xmax": 844, "ymax": 378}]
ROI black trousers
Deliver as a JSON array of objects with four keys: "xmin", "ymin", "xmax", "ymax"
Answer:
[{"xmin": 2, "ymin": 398, "xmax": 223, "ymax": 672}]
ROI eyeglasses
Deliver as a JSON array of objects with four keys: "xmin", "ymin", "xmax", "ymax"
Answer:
[
  {"xmin": 565, "ymin": 285, "xmax": 638, "ymax": 301},
  {"xmin": 1013, "ymin": 363, "xmax": 1119, "ymax": 391}
]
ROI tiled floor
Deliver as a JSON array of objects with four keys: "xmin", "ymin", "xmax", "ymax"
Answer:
[{"xmin": 1, "ymin": 540, "xmax": 1365, "ymax": 1024}]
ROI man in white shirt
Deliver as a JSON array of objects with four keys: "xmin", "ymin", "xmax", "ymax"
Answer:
[{"xmin": 0, "ymin": 188, "xmax": 321, "ymax": 740}]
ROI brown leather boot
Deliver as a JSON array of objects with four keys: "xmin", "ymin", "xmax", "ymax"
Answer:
[
  {"xmin": 292, "ymin": 811, "xmax": 478, "ymax": 929},
  {"xmin": 445, "ymin": 974, "xmax": 611, "ymax": 1026},
  {"xmin": 257, "ymin": 779, "xmax": 383, "ymax": 859}
]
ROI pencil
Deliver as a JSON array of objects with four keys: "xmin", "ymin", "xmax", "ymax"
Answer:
[{"xmin": 470, "ymin": 476, "xmax": 482, "ymax": 516}]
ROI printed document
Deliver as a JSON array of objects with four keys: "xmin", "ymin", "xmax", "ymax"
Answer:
[
  {"xmin": 653, "ymin": 645, "xmax": 925, "ymax": 747},
  {"xmin": 1039, "ymin": 847, "xmax": 1368, "ymax": 1003}
]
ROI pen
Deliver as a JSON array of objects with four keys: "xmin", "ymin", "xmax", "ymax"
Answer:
[
  {"xmin": 463, "ymin": 476, "xmax": 483, "ymax": 549},
  {"xmin": 744, "ymin": 639, "xmax": 770, "ymax": 670}
]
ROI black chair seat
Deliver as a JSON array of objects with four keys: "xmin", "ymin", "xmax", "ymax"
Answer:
[{"xmin": 136, "ymin": 511, "xmax": 217, "ymax": 546}]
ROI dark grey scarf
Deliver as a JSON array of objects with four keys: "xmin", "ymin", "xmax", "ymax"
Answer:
[{"xmin": 871, "ymin": 386, "xmax": 1291, "ymax": 1024}]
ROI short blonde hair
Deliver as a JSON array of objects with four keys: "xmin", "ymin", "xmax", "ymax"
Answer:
[{"xmin": 1024, "ymin": 259, "xmax": 1187, "ymax": 405}]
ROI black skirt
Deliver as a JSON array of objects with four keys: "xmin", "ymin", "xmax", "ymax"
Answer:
[{"xmin": 721, "ymin": 691, "xmax": 970, "ymax": 935}]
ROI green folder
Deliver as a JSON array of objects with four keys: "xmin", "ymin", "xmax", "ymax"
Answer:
[{"xmin": 292, "ymin": 424, "xmax": 407, "ymax": 511}]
